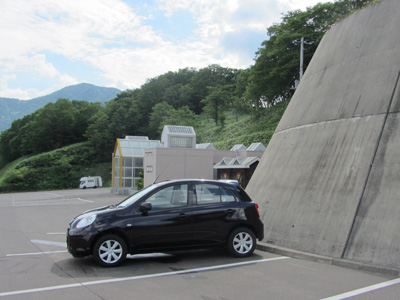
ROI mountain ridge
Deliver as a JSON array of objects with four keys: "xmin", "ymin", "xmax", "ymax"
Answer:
[{"xmin": 0, "ymin": 83, "xmax": 121, "ymax": 132}]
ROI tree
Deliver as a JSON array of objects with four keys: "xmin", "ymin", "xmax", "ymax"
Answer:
[
  {"xmin": 0, "ymin": 99, "xmax": 100, "ymax": 162},
  {"xmin": 85, "ymin": 94, "xmax": 143, "ymax": 160},
  {"xmin": 18, "ymin": 98, "xmax": 94, "ymax": 155},
  {"xmin": 71, "ymin": 100, "xmax": 102, "ymax": 139},
  {"xmin": 0, "ymin": 113, "xmax": 36, "ymax": 162},
  {"xmin": 202, "ymin": 86, "xmax": 232, "ymax": 126},
  {"xmin": 232, "ymin": 69, "xmax": 252, "ymax": 120},
  {"xmin": 85, "ymin": 110, "xmax": 111, "ymax": 160},
  {"xmin": 246, "ymin": 0, "xmax": 375, "ymax": 108},
  {"xmin": 190, "ymin": 65, "xmax": 240, "ymax": 114},
  {"xmin": 162, "ymin": 106, "xmax": 198, "ymax": 129},
  {"xmin": 148, "ymin": 102, "xmax": 174, "ymax": 139}
]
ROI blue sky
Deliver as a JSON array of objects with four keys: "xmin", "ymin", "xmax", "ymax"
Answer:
[{"xmin": 0, "ymin": 0, "xmax": 330, "ymax": 100}]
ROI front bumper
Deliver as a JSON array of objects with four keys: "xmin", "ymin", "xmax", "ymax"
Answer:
[{"xmin": 66, "ymin": 229, "xmax": 93, "ymax": 258}]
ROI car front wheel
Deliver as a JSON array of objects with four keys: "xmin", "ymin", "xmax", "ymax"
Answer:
[
  {"xmin": 227, "ymin": 227, "xmax": 256, "ymax": 257},
  {"xmin": 93, "ymin": 235, "xmax": 127, "ymax": 267}
]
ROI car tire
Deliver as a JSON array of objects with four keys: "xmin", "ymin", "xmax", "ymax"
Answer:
[
  {"xmin": 93, "ymin": 235, "xmax": 127, "ymax": 267},
  {"xmin": 227, "ymin": 227, "xmax": 256, "ymax": 257}
]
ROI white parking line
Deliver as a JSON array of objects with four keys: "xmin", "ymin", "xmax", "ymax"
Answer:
[
  {"xmin": 12, "ymin": 198, "xmax": 94, "ymax": 207},
  {"xmin": 6, "ymin": 240, "xmax": 66, "ymax": 257},
  {"xmin": 0, "ymin": 256, "xmax": 289, "ymax": 297},
  {"xmin": 44, "ymin": 192, "xmax": 63, "ymax": 197},
  {"xmin": 7, "ymin": 251, "xmax": 68, "ymax": 257},
  {"xmin": 320, "ymin": 278, "xmax": 400, "ymax": 300},
  {"xmin": 74, "ymin": 198, "xmax": 95, "ymax": 203},
  {"xmin": 30, "ymin": 240, "xmax": 66, "ymax": 248}
]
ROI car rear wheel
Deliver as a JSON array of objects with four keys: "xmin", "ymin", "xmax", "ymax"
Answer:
[
  {"xmin": 227, "ymin": 227, "xmax": 256, "ymax": 257},
  {"xmin": 93, "ymin": 235, "xmax": 127, "ymax": 267}
]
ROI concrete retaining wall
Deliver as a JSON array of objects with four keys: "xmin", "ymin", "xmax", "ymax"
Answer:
[{"xmin": 246, "ymin": 0, "xmax": 400, "ymax": 270}]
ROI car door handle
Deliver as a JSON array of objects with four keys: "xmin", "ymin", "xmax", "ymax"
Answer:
[
  {"xmin": 225, "ymin": 209, "xmax": 235, "ymax": 215},
  {"xmin": 178, "ymin": 213, "xmax": 189, "ymax": 219}
]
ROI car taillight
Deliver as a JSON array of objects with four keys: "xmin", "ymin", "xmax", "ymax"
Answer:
[{"xmin": 255, "ymin": 203, "xmax": 260, "ymax": 217}]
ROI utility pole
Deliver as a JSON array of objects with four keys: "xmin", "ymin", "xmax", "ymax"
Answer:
[
  {"xmin": 294, "ymin": 37, "xmax": 304, "ymax": 89},
  {"xmin": 300, "ymin": 37, "xmax": 304, "ymax": 81}
]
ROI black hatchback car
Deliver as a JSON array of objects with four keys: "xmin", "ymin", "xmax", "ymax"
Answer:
[{"xmin": 67, "ymin": 179, "xmax": 264, "ymax": 267}]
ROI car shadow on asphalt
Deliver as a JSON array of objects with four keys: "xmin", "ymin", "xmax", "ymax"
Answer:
[{"xmin": 51, "ymin": 248, "xmax": 264, "ymax": 279}]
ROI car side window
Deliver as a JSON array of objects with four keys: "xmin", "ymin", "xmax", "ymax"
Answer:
[
  {"xmin": 195, "ymin": 184, "xmax": 236, "ymax": 205},
  {"xmin": 220, "ymin": 186, "xmax": 236, "ymax": 202},
  {"xmin": 143, "ymin": 184, "xmax": 188, "ymax": 210}
]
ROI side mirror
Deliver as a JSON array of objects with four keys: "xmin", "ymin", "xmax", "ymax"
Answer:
[{"xmin": 139, "ymin": 202, "xmax": 152, "ymax": 215}]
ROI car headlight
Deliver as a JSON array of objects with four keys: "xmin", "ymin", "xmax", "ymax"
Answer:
[{"xmin": 76, "ymin": 214, "xmax": 97, "ymax": 229}]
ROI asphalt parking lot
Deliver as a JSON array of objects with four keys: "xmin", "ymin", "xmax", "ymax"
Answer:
[{"xmin": 1, "ymin": 188, "xmax": 399, "ymax": 299}]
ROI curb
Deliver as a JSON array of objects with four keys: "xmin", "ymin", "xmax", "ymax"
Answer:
[{"xmin": 256, "ymin": 242, "xmax": 400, "ymax": 277}]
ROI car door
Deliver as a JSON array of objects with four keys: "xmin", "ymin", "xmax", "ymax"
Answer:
[
  {"xmin": 131, "ymin": 183, "xmax": 192, "ymax": 250},
  {"xmin": 191, "ymin": 183, "xmax": 238, "ymax": 245}
]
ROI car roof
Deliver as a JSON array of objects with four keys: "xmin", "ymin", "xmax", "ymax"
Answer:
[{"xmin": 154, "ymin": 179, "xmax": 240, "ymax": 188}]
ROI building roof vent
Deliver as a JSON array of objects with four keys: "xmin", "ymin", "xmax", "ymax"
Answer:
[
  {"xmin": 247, "ymin": 142, "xmax": 266, "ymax": 152},
  {"xmin": 196, "ymin": 143, "xmax": 216, "ymax": 150},
  {"xmin": 164, "ymin": 125, "xmax": 195, "ymax": 135},
  {"xmin": 125, "ymin": 136, "xmax": 149, "ymax": 141},
  {"xmin": 230, "ymin": 144, "xmax": 246, "ymax": 151}
]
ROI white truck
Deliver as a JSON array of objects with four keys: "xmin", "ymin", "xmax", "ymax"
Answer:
[{"xmin": 79, "ymin": 176, "xmax": 102, "ymax": 189}]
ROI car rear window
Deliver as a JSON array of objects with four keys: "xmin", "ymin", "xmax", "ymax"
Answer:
[{"xmin": 237, "ymin": 186, "xmax": 253, "ymax": 202}]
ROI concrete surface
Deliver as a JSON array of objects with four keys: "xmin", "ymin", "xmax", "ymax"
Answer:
[
  {"xmin": 1, "ymin": 189, "xmax": 400, "ymax": 299},
  {"xmin": 246, "ymin": 0, "xmax": 400, "ymax": 271},
  {"xmin": 256, "ymin": 242, "xmax": 400, "ymax": 277}
]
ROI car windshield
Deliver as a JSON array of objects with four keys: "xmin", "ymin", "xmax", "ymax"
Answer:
[{"xmin": 117, "ymin": 184, "xmax": 159, "ymax": 208}]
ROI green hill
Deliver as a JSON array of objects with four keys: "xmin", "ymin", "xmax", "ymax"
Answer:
[
  {"xmin": 0, "ymin": 101, "xmax": 288, "ymax": 192},
  {"xmin": 0, "ymin": 143, "xmax": 112, "ymax": 192},
  {"xmin": 197, "ymin": 101, "xmax": 288, "ymax": 149}
]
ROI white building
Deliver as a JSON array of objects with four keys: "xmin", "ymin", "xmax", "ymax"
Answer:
[{"xmin": 112, "ymin": 126, "xmax": 265, "ymax": 194}]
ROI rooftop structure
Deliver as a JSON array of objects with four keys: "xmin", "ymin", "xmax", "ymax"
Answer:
[
  {"xmin": 214, "ymin": 156, "xmax": 260, "ymax": 188},
  {"xmin": 230, "ymin": 144, "xmax": 246, "ymax": 151},
  {"xmin": 196, "ymin": 143, "xmax": 216, "ymax": 150},
  {"xmin": 161, "ymin": 125, "xmax": 196, "ymax": 148},
  {"xmin": 214, "ymin": 157, "xmax": 260, "ymax": 169},
  {"xmin": 246, "ymin": 143, "xmax": 266, "ymax": 152}
]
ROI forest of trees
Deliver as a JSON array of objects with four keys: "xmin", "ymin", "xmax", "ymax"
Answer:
[{"xmin": 0, "ymin": 0, "xmax": 376, "ymax": 167}]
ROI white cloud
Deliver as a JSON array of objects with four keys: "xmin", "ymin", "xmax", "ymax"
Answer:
[
  {"xmin": 0, "ymin": 53, "xmax": 78, "ymax": 99},
  {"xmin": 278, "ymin": 0, "xmax": 326, "ymax": 10},
  {"xmin": 0, "ymin": 74, "xmax": 42, "ymax": 100},
  {"xmin": 0, "ymin": 0, "xmax": 161, "ymax": 97},
  {"xmin": 4, "ymin": 0, "xmax": 160, "ymax": 57},
  {"xmin": 0, "ymin": 0, "xmax": 331, "ymax": 99}
]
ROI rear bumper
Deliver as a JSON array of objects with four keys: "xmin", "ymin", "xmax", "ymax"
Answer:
[{"xmin": 255, "ymin": 220, "xmax": 264, "ymax": 241}]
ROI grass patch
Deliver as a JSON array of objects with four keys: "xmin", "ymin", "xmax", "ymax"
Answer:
[
  {"xmin": 0, "ymin": 142, "xmax": 110, "ymax": 192},
  {"xmin": 0, "ymin": 156, "xmax": 32, "ymax": 185},
  {"xmin": 197, "ymin": 101, "xmax": 289, "ymax": 150}
]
